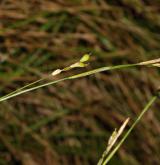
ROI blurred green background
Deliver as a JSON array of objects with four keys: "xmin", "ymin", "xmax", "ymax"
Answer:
[{"xmin": 0, "ymin": 0, "xmax": 160, "ymax": 165}]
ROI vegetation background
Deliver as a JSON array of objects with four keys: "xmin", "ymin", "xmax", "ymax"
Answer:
[{"xmin": 0, "ymin": 0, "xmax": 160, "ymax": 164}]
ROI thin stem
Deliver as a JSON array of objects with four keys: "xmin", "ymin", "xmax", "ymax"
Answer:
[
  {"xmin": 1, "ymin": 78, "xmax": 45, "ymax": 100},
  {"xmin": 102, "ymin": 95, "xmax": 157, "ymax": 165},
  {"xmin": 69, "ymin": 63, "xmax": 138, "ymax": 79},
  {"xmin": 0, "ymin": 63, "xmax": 138, "ymax": 102},
  {"xmin": 0, "ymin": 78, "xmax": 67, "ymax": 102}
]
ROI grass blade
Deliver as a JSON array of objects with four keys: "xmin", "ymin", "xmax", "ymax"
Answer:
[
  {"xmin": 102, "ymin": 95, "xmax": 157, "ymax": 164},
  {"xmin": 0, "ymin": 63, "xmax": 138, "ymax": 102}
]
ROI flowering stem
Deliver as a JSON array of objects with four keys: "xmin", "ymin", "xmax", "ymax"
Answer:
[
  {"xmin": 102, "ymin": 95, "xmax": 157, "ymax": 164},
  {"xmin": 0, "ymin": 63, "xmax": 138, "ymax": 102}
]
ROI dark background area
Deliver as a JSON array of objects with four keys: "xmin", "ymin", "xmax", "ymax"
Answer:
[{"xmin": 0, "ymin": 0, "xmax": 160, "ymax": 165}]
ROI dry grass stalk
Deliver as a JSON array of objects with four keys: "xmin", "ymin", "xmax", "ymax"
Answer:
[
  {"xmin": 138, "ymin": 58, "xmax": 160, "ymax": 66},
  {"xmin": 98, "ymin": 118, "xmax": 130, "ymax": 165}
]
